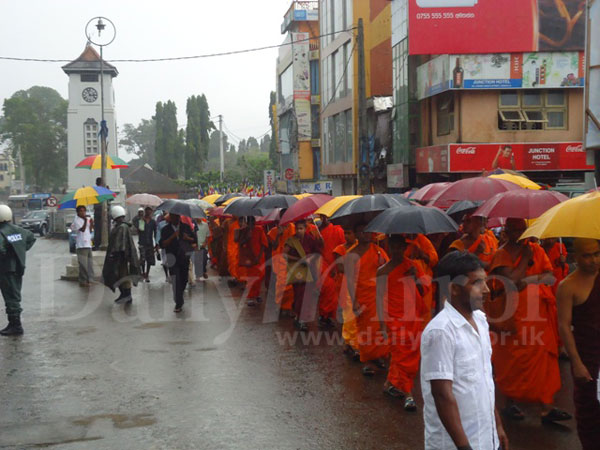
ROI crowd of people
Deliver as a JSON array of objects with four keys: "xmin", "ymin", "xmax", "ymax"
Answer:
[{"xmin": 1, "ymin": 196, "xmax": 598, "ymax": 449}]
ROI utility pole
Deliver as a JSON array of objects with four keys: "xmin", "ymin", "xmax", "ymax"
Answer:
[
  {"xmin": 17, "ymin": 145, "xmax": 25, "ymax": 194},
  {"xmin": 356, "ymin": 18, "xmax": 367, "ymax": 195},
  {"xmin": 219, "ymin": 114, "xmax": 224, "ymax": 182}
]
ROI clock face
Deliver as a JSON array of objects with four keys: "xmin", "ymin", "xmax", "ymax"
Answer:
[{"xmin": 82, "ymin": 87, "xmax": 98, "ymax": 103}]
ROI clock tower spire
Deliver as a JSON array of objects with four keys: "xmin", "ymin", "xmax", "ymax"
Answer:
[{"xmin": 62, "ymin": 44, "xmax": 120, "ymax": 191}]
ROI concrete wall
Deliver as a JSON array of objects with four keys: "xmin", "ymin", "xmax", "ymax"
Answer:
[{"xmin": 425, "ymin": 89, "xmax": 583, "ymax": 146}]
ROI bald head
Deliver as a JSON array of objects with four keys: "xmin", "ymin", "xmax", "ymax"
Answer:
[{"xmin": 573, "ymin": 238, "xmax": 600, "ymax": 274}]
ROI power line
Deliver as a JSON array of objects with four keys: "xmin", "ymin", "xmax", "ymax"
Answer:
[{"xmin": 0, "ymin": 28, "xmax": 356, "ymax": 63}]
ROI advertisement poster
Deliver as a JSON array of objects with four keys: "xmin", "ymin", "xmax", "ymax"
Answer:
[
  {"xmin": 263, "ymin": 170, "xmax": 275, "ymax": 195},
  {"xmin": 417, "ymin": 55, "xmax": 450, "ymax": 99},
  {"xmin": 292, "ymin": 32, "xmax": 310, "ymax": 95},
  {"xmin": 417, "ymin": 52, "xmax": 584, "ymax": 99},
  {"xmin": 415, "ymin": 145, "xmax": 450, "ymax": 173},
  {"xmin": 387, "ymin": 163, "xmax": 407, "ymax": 188},
  {"xmin": 295, "ymin": 97, "xmax": 312, "ymax": 142},
  {"xmin": 447, "ymin": 142, "xmax": 593, "ymax": 172},
  {"xmin": 409, "ymin": 0, "xmax": 586, "ymax": 55}
]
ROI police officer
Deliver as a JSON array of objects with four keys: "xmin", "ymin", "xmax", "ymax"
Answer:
[{"xmin": 0, "ymin": 205, "xmax": 36, "ymax": 336}]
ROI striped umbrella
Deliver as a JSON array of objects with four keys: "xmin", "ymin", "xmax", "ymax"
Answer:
[
  {"xmin": 75, "ymin": 155, "xmax": 129, "ymax": 170},
  {"xmin": 58, "ymin": 186, "xmax": 116, "ymax": 209}
]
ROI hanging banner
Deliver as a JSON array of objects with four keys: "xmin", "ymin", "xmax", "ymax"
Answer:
[{"xmin": 409, "ymin": 0, "xmax": 586, "ymax": 55}]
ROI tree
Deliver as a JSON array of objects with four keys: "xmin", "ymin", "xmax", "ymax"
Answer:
[
  {"xmin": 154, "ymin": 100, "xmax": 181, "ymax": 178},
  {"xmin": 207, "ymin": 129, "xmax": 231, "ymax": 171},
  {"xmin": 0, "ymin": 86, "xmax": 67, "ymax": 190},
  {"xmin": 119, "ymin": 118, "xmax": 156, "ymax": 166},
  {"xmin": 185, "ymin": 94, "xmax": 215, "ymax": 179},
  {"xmin": 260, "ymin": 134, "xmax": 271, "ymax": 153},
  {"xmin": 246, "ymin": 136, "xmax": 259, "ymax": 152},
  {"xmin": 268, "ymin": 91, "xmax": 278, "ymax": 168},
  {"xmin": 238, "ymin": 139, "xmax": 247, "ymax": 154},
  {"xmin": 237, "ymin": 150, "xmax": 272, "ymax": 185}
]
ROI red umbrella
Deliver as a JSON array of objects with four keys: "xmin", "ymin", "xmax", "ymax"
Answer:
[
  {"xmin": 207, "ymin": 207, "xmax": 232, "ymax": 219},
  {"xmin": 473, "ymin": 189, "xmax": 569, "ymax": 220},
  {"xmin": 279, "ymin": 194, "xmax": 333, "ymax": 226},
  {"xmin": 429, "ymin": 177, "xmax": 521, "ymax": 209},
  {"xmin": 256, "ymin": 208, "xmax": 282, "ymax": 225},
  {"xmin": 411, "ymin": 182, "xmax": 451, "ymax": 203}
]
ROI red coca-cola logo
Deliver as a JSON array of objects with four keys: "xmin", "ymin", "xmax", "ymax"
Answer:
[
  {"xmin": 456, "ymin": 146, "xmax": 476, "ymax": 155},
  {"xmin": 565, "ymin": 144, "xmax": 583, "ymax": 153}
]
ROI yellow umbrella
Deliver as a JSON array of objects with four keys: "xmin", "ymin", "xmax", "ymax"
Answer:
[
  {"xmin": 489, "ymin": 173, "xmax": 541, "ymax": 190},
  {"xmin": 294, "ymin": 193, "xmax": 313, "ymax": 199},
  {"xmin": 314, "ymin": 195, "xmax": 362, "ymax": 217},
  {"xmin": 222, "ymin": 196, "xmax": 243, "ymax": 206},
  {"xmin": 201, "ymin": 193, "xmax": 222, "ymax": 205},
  {"xmin": 521, "ymin": 192, "xmax": 600, "ymax": 240}
]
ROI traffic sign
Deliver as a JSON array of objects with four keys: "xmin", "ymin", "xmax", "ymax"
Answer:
[
  {"xmin": 284, "ymin": 168, "xmax": 294, "ymax": 180},
  {"xmin": 46, "ymin": 196, "xmax": 58, "ymax": 207}
]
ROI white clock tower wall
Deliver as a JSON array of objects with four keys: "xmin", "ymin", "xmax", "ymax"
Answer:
[{"xmin": 62, "ymin": 45, "xmax": 122, "ymax": 194}]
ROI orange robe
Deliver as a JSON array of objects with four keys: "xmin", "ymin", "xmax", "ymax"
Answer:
[
  {"xmin": 385, "ymin": 259, "xmax": 428, "ymax": 393},
  {"xmin": 449, "ymin": 234, "xmax": 495, "ymax": 266},
  {"xmin": 238, "ymin": 226, "xmax": 268, "ymax": 298},
  {"xmin": 226, "ymin": 220, "xmax": 241, "ymax": 281},
  {"xmin": 347, "ymin": 243, "xmax": 390, "ymax": 363},
  {"xmin": 267, "ymin": 224, "xmax": 295, "ymax": 311},
  {"xmin": 489, "ymin": 242, "xmax": 560, "ymax": 404},
  {"xmin": 484, "ymin": 229, "xmax": 499, "ymax": 253},
  {"xmin": 545, "ymin": 241, "xmax": 569, "ymax": 295},
  {"xmin": 334, "ymin": 242, "xmax": 358, "ymax": 350},
  {"xmin": 405, "ymin": 234, "xmax": 438, "ymax": 321},
  {"xmin": 318, "ymin": 223, "xmax": 346, "ymax": 319}
]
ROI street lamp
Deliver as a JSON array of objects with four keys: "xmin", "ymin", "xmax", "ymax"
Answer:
[{"xmin": 85, "ymin": 16, "xmax": 116, "ymax": 249}]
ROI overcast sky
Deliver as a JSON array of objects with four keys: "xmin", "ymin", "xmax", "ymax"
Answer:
[{"xmin": 0, "ymin": 0, "xmax": 292, "ymax": 157}]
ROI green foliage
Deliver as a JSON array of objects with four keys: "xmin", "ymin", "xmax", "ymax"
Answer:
[
  {"xmin": 0, "ymin": 86, "xmax": 68, "ymax": 190},
  {"xmin": 154, "ymin": 100, "xmax": 181, "ymax": 178},
  {"xmin": 237, "ymin": 150, "xmax": 273, "ymax": 185},
  {"xmin": 119, "ymin": 118, "xmax": 156, "ymax": 166},
  {"xmin": 185, "ymin": 94, "xmax": 215, "ymax": 178}
]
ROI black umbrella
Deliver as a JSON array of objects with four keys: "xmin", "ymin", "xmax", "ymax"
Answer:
[
  {"xmin": 253, "ymin": 194, "xmax": 297, "ymax": 211},
  {"xmin": 446, "ymin": 200, "xmax": 482, "ymax": 219},
  {"xmin": 215, "ymin": 193, "xmax": 245, "ymax": 206},
  {"xmin": 330, "ymin": 194, "xmax": 412, "ymax": 221},
  {"xmin": 222, "ymin": 197, "xmax": 261, "ymax": 217},
  {"xmin": 157, "ymin": 199, "xmax": 207, "ymax": 219},
  {"xmin": 365, "ymin": 205, "xmax": 458, "ymax": 235}
]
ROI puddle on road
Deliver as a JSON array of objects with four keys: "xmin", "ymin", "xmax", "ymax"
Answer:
[
  {"xmin": 134, "ymin": 323, "xmax": 165, "ymax": 329},
  {"xmin": 141, "ymin": 349, "xmax": 169, "ymax": 354},
  {"xmin": 194, "ymin": 346, "xmax": 218, "ymax": 352},
  {"xmin": 72, "ymin": 413, "xmax": 157, "ymax": 429},
  {"xmin": 167, "ymin": 341, "xmax": 192, "ymax": 346}
]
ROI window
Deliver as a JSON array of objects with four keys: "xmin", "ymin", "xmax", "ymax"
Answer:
[
  {"xmin": 498, "ymin": 90, "xmax": 567, "ymax": 130},
  {"xmin": 345, "ymin": 109, "xmax": 353, "ymax": 163},
  {"xmin": 80, "ymin": 73, "xmax": 99, "ymax": 82},
  {"xmin": 83, "ymin": 118, "xmax": 99, "ymax": 155},
  {"xmin": 436, "ymin": 91, "xmax": 454, "ymax": 136},
  {"xmin": 310, "ymin": 60, "xmax": 319, "ymax": 95},
  {"xmin": 279, "ymin": 64, "xmax": 293, "ymax": 104},
  {"xmin": 323, "ymin": 109, "xmax": 352, "ymax": 164},
  {"xmin": 0, "ymin": 175, "xmax": 3, "ymax": 181}
]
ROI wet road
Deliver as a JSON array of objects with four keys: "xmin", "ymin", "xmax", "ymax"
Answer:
[{"xmin": 0, "ymin": 238, "xmax": 582, "ymax": 449}]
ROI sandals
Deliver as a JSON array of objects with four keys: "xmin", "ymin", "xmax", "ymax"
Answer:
[
  {"xmin": 383, "ymin": 385, "xmax": 405, "ymax": 398},
  {"xmin": 404, "ymin": 396, "xmax": 417, "ymax": 412},
  {"xmin": 373, "ymin": 358, "xmax": 387, "ymax": 369},
  {"xmin": 173, "ymin": 307, "xmax": 183, "ymax": 313},
  {"xmin": 502, "ymin": 405, "xmax": 525, "ymax": 421},
  {"xmin": 541, "ymin": 408, "xmax": 572, "ymax": 424},
  {"xmin": 362, "ymin": 365, "xmax": 376, "ymax": 377}
]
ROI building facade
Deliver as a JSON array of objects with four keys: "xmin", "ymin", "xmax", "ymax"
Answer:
[
  {"xmin": 62, "ymin": 45, "xmax": 122, "ymax": 192},
  {"xmin": 276, "ymin": 1, "xmax": 324, "ymax": 194},
  {"xmin": 320, "ymin": 0, "xmax": 393, "ymax": 194},
  {"xmin": 0, "ymin": 151, "xmax": 15, "ymax": 193},
  {"xmin": 392, "ymin": 0, "xmax": 594, "ymax": 188}
]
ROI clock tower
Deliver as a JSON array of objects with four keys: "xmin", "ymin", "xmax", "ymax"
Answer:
[{"xmin": 62, "ymin": 44, "xmax": 121, "ymax": 191}]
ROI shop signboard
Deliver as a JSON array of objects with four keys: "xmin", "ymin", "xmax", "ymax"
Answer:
[
  {"xmin": 409, "ymin": 0, "xmax": 586, "ymax": 55},
  {"xmin": 415, "ymin": 145, "xmax": 450, "ymax": 173}
]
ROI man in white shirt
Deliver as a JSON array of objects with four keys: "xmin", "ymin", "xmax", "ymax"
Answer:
[
  {"xmin": 73, "ymin": 205, "xmax": 94, "ymax": 287},
  {"xmin": 421, "ymin": 251, "xmax": 508, "ymax": 450}
]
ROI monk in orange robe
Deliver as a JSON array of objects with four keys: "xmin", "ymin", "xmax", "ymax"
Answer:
[
  {"xmin": 267, "ymin": 221, "xmax": 296, "ymax": 314},
  {"xmin": 484, "ymin": 227, "xmax": 499, "ymax": 253},
  {"xmin": 317, "ymin": 214, "xmax": 346, "ymax": 326},
  {"xmin": 449, "ymin": 215, "xmax": 495, "ymax": 268},
  {"xmin": 226, "ymin": 218, "xmax": 241, "ymax": 283},
  {"xmin": 488, "ymin": 218, "xmax": 570, "ymax": 424},
  {"xmin": 542, "ymin": 238, "xmax": 569, "ymax": 295},
  {"xmin": 207, "ymin": 217, "xmax": 222, "ymax": 269},
  {"xmin": 404, "ymin": 234, "xmax": 438, "ymax": 320},
  {"xmin": 235, "ymin": 216, "xmax": 269, "ymax": 306},
  {"xmin": 346, "ymin": 223, "xmax": 390, "ymax": 375},
  {"xmin": 333, "ymin": 228, "xmax": 358, "ymax": 359},
  {"xmin": 377, "ymin": 235, "xmax": 428, "ymax": 411}
]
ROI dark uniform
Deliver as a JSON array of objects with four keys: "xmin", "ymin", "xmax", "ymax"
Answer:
[{"xmin": 0, "ymin": 221, "xmax": 36, "ymax": 335}]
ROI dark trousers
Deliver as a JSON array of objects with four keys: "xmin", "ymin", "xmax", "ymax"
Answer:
[
  {"xmin": 169, "ymin": 258, "xmax": 190, "ymax": 308},
  {"xmin": 0, "ymin": 273, "xmax": 23, "ymax": 316},
  {"xmin": 293, "ymin": 282, "xmax": 316, "ymax": 323},
  {"xmin": 573, "ymin": 358, "xmax": 600, "ymax": 450}
]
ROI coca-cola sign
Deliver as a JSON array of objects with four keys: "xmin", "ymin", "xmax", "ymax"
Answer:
[{"xmin": 455, "ymin": 146, "xmax": 476, "ymax": 155}]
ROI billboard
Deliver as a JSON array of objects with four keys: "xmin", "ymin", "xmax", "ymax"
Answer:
[
  {"xmin": 263, "ymin": 170, "xmax": 275, "ymax": 195},
  {"xmin": 387, "ymin": 163, "xmax": 407, "ymax": 188},
  {"xmin": 409, "ymin": 0, "xmax": 586, "ymax": 55},
  {"xmin": 416, "ymin": 142, "xmax": 594, "ymax": 172},
  {"xmin": 292, "ymin": 32, "xmax": 312, "ymax": 142},
  {"xmin": 417, "ymin": 52, "xmax": 584, "ymax": 99}
]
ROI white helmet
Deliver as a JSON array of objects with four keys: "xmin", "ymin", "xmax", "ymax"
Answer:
[
  {"xmin": 111, "ymin": 205, "xmax": 126, "ymax": 220},
  {"xmin": 0, "ymin": 205, "xmax": 12, "ymax": 223}
]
